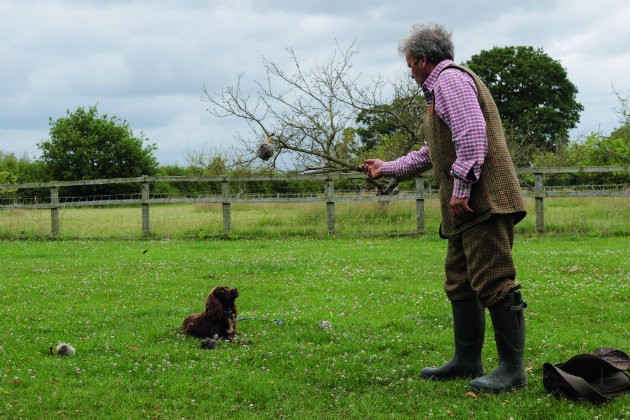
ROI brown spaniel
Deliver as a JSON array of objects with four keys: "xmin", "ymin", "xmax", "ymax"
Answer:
[{"xmin": 182, "ymin": 286, "xmax": 239, "ymax": 339}]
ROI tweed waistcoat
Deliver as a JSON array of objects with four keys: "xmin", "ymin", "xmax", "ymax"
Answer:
[{"xmin": 424, "ymin": 63, "xmax": 526, "ymax": 237}]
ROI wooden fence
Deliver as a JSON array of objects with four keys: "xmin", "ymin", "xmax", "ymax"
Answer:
[{"xmin": 1, "ymin": 166, "xmax": 628, "ymax": 238}]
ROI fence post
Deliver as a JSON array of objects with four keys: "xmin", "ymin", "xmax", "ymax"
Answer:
[
  {"xmin": 141, "ymin": 177, "xmax": 150, "ymax": 238},
  {"xmin": 534, "ymin": 173, "xmax": 545, "ymax": 233},
  {"xmin": 325, "ymin": 178, "xmax": 335, "ymax": 235},
  {"xmin": 50, "ymin": 186, "xmax": 59, "ymax": 238},
  {"xmin": 415, "ymin": 177, "xmax": 425, "ymax": 234},
  {"xmin": 222, "ymin": 178, "xmax": 231, "ymax": 237}
]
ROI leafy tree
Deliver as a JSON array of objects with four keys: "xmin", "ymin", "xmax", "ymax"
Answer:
[
  {"xmin": 0, "ymin": 171, "xmax": 18, "ymax": 194},
  {"xmin": 38, "ymin": 105, "xmax": 158, "ymax": 195},
  {"xmin": 0, "ymin": 170, "xmax": 21, "ymax": 204},
  {"xmin": 532, "ymin": 127, "xmax": 629, "ymax": 185},
  {"xmin": 0, "ymin": 150, "xmax": 45, "ymax": 182},
  {"xmin": 592, "ymin": 125, "xmax": 630, "ymax": 166},
  {"xmin": 356, "ymin": 96, "xmax": 424, "ymax": 151},
  {"xmin": 465, "ymin": 46, "xmax": 583, "ymax": 155},
  {"xmin": 0, "ymin": 150, "xmax": 47, "ymax": 198},
  {"xmin": 355, "ymin": 79, "xmax": 427, "ymax": 159}
]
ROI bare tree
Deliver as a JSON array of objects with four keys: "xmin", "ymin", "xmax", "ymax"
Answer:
[
  {"xmin": 185, "ymin": 143, "xmax": 239, "ymax": 175},
  {"xmin": 612, "ymin": 84, "xmax": 630, "ymax": 125},
  {"xmin": 203, "ymin": 43, "xmax": 401, "ymax": 172}
]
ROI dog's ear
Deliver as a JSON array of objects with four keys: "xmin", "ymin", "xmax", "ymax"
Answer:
[{"xmin": 205, "ymin": 288, "xmax": 224, "ymax": 319}]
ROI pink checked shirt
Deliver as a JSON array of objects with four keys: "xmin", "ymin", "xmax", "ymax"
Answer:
[{"xmin": 380, "ymin": 60, "xmax": 488, "ymax": 198}]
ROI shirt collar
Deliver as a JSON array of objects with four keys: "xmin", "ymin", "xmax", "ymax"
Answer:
[{"xmin": 421, "ymin": 59, "xmax": 454, "ymax": 101}]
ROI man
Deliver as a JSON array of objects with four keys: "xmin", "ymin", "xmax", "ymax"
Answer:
[{"xmin": 360, "ymin": 23, "xmax": 528, "ymax": 393}]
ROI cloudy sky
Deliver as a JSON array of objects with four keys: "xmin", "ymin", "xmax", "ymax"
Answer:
[{"xmin": 1, "ymin": 0, "xmax": 629, "ymax": 165}]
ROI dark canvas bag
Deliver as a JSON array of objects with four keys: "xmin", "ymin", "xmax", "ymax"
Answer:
[{"xmin": 543, "ymin": 348, "xmax": 630, "ymax": 404}]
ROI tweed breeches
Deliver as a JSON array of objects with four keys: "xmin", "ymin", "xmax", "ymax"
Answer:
[{"xmin": 444, "ymin": 214, "xmax": 521, "ymax": 307}]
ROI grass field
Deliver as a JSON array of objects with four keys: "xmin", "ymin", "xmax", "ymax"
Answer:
[
  {"xmin": 0, "ymin": 196, "xmax": 628, "ymax": 239},
  {"xmin": 0, "ymin": 235, "xmax": 628, "ymax": 419}
]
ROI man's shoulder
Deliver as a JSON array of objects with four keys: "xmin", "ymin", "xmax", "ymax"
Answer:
[
  {"xmin": 438, "ymin": 64, "xmax": 475, "ymax": 81},
  {"xmin": 435, "ymin": 66, "xmax": 476, "ymax": 94}
]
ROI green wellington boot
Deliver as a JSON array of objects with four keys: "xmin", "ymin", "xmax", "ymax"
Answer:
[
  {"xmin": 470, "ymin": 291, "xmax": 527, "ymax": 392},
  {"xmin": 421, "ymin": 298, "xmax": 485, "ymax": 380}
]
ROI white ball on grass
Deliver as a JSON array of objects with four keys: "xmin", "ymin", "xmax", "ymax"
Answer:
[
  {"xmin": 56, "ymin": 342, "xmax": 75, "ymax": 356},
  {"xmin": 318, "ymin": 321, "xmax": 332, "ymax": 329}
]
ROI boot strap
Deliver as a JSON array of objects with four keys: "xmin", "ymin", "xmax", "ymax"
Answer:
[
  {"xmin": 509, "ymin": 301, "xmax": 527, "ymax": 311},
  {"xmin": 507, "ymin": 291, "xmax": 527, "ymax": 311}
]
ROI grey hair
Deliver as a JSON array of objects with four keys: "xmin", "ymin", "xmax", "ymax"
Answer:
[{"xmin": 398, "ymin": 23, "xmax": 454, "ymax": 64}]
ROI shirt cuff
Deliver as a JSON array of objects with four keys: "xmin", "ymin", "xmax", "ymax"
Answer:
[
  {"xmin": 451, "ymin": 160, "xmax": 481, "ymax": 184},
  {"xmin": 380, "ymin": 161, "xmax": 397, "ymax": 177},
  {"xmin": 452, "ymin": 178, "xmax": 472, "ymax": 198}
]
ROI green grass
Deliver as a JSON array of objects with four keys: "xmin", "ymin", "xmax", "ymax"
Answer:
[{"xmin": 0, "ymin": 236, "xmax": 628, "ymax": 418}]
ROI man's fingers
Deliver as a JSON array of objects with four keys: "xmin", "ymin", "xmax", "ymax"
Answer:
[{"xmin": 450, "ymin": 198, "xmax": 474, "ymax": 222}]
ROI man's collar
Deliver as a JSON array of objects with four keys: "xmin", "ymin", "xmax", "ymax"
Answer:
[{"xmin": 421, "ymin": 59, "xmax": 454, "ymax": 99}]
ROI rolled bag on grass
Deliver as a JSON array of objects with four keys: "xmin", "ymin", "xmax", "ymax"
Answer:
[{"xmin": 543, "ymin": 347, "xmax": 630, "ymax": 404}]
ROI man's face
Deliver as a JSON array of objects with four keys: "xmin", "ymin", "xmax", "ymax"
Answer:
[{"xmin": 405, "ymin": 52, "xmax": 430, "ymax": 86}]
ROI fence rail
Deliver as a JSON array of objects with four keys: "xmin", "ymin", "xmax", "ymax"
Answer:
[{"xmin": 1, "ymin": 166, "xmax": 628, "ymax": 238}]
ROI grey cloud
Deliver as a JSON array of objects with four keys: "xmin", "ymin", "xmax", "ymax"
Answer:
[{"xmin": 0, "ymin": 0, "xmax": 628, "ymax": 164}]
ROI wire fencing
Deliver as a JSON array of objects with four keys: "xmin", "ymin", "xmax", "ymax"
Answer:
[{"xmin": 1, "ymin": 167, "xmax": 628, "ymax": 238}]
